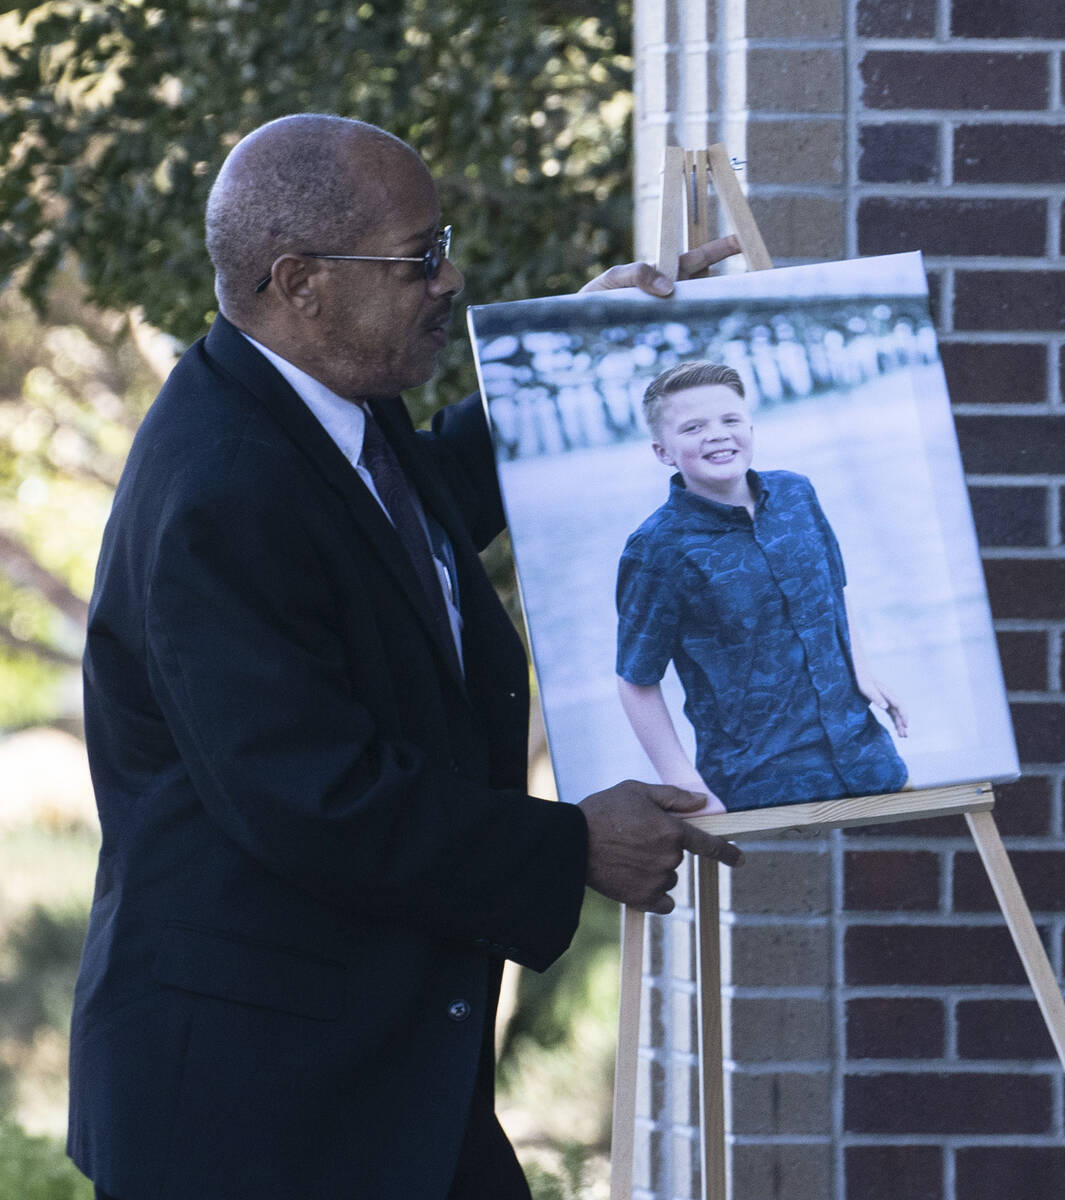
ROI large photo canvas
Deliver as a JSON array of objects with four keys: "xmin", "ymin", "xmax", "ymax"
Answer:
[{"xmin": 468, "ymin": 252, "xmax": 1019, "ymax": 814}]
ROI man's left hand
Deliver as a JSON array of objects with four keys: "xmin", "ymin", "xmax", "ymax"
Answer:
[{"xmin": 579, "ymin": 235, "xmax": 741, "ymax": 297}]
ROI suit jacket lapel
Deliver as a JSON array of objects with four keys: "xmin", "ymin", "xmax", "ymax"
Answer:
[{"xmin": 203, "ymin": 317, "xmax": 469, "ymax": 697}]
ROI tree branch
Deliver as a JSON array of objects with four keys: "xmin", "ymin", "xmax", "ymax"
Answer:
[
  {"xmin": 0, "ymin": 624, "xmax": 82, "ymax": 669},
  {"xmin": 0, "ymin": 529, "xmax": 89, "ymax": 626}
]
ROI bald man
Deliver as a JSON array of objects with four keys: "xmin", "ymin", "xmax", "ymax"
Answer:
[{"xmin": 69, "ymin": 114, "xmax": 740, "ymax": 1200}]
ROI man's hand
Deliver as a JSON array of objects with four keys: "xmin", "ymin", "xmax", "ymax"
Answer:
[
  {"xmin": 579, "ymin": 779, "xmax": 743, "ymax": 914},
  {"xmin": 579, "ymin": 235, "xmax": 741, "ymax": 297}
]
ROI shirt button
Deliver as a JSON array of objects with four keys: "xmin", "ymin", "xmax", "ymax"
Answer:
[{"xmin": 447, "ymin": 999, "xmax": 471, "ymax": 1022}]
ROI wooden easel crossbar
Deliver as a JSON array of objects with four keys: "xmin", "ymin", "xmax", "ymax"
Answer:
[{"xmin": 607, "ymin": 145, "xmax": 1065, "ymax": 1200}]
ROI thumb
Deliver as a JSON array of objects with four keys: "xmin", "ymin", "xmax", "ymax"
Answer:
[{"xmin": 649, "ymin": 785, "xmax": 712, "ymax": 813}]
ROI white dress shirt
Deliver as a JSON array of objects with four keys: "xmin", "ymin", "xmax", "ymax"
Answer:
[{"xmin": 242, "ymin": 333, "xmax": 464, "ymax": 667}]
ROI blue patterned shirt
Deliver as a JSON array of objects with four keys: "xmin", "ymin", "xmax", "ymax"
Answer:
[{"xmin": 616, "ymin": 470, "xmax": 907, "ymax": 810}]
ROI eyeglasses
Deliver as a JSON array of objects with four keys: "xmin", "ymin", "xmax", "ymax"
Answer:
[{"xmin": 253, "ymin": 225, "xmax": 452, "ymax": 294}]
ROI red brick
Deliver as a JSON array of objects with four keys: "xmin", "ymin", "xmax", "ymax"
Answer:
[
  {"xmin": 924, "ymin": 268, "xmax": 942, "ymax": 326},
  {"xmin": 845, "ymin": 1070, "xmax": 1054, "ymax": 1133},
  {"xmin": 955, "ymin": 415, "xmax": 1065, "ymax": 474},
  {"xmin": 956, "ymin": 1147, "xmax": 1065, "ymax": 1200},
  {"xmin": 955, "ymin": 848, "xmax": 1065, "ymax": 911},
  {"xmin": 955, "ymin": 271, "xmax": 1065, "ymax": 332},
  {"xmin": 858, "ymin": 198, "xmax": 1045, "ymax": 258},
  {"xmin": 844, "ymin": 779, "xmax": 1050, "ymax": 839},
  {"xmin": 858, "ymin": 0, "xmax": 935, "ymax": 37},
  {"xmin": 1010, "ymin": 701, "xmax": 1065, "ymax": 762},
  {"xmin": 846, "ymin": 997, "xmax": 944, "ymax": 1058},
  {"xmin": 844, "ymin": 851, "xmax": 940, "ymax": 911},
  {"xmin": 1060, "ymin": 624, "xmax": 1065, "ymax": 693},
  {"xmin": 860, "ymin": 52, "xmax": 1050, "ymax": 111},
  {"xmin": 859, "ymin": 123, "xmax": 939, "ymax": 183},
  {"xmin": 955, "ymin": 124, "xmax": 1065, "ymax": 184},
  {"xmin": 992, "ymin": 774, "xmax": 1052, "ymax": 836},
  {"xmin": 951, "ymin": 0, "xmax": 1065, "ymax": 39},
  {"xmin": 957, "ymin": 998, "xmax": 1059, "ymax": 1059},
  {"xmin": 969, "ymin": 486, "xmax": 1048, "ymax": 547},
  {"xmin": 845, "ymin": 1146, "xmax": 942, "ymax": 1200},
  {"xmin": 845, "ymin": 925, "xmax": 1028, "ymax": 985},
  {"xmin": 842, "ymin": 814, "xmax": 966, "ymax": 838},
  {"xmin": 939, "ymin": 341, "xmax": 1046, "ymax": 406},
  {"xmin": 996, "ymin": 630, "xmax": 1049, "ymax": 691},
  {"xmin": 985, "ymin": 559, "xmax": 1065, "ymax": 620}
]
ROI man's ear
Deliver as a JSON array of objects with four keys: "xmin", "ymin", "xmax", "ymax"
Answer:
[
  {"xmin": 271, "ymin": 255, "xmax": 321, "ymax": 316},
  {"xmin": 652, "ymin": 441, "xmax": 674, "ymax": 467}
]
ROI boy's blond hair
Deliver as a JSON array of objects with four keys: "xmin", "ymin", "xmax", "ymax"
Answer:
[{"xmin": 643, "ymin": 361, "xmax": 746, "ymax": 439}]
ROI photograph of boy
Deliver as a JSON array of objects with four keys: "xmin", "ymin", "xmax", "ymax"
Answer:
[
  {"xmin": 467, "ymin": 253, "xmax": 1018, "ymax": 817},
  {"xmin": 615, "ymin": 360, "xmax": 910, "ymax": 813}
]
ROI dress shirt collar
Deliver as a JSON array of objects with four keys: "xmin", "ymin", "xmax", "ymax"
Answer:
[
  {"xmin": 240, "ymin": 332, "xmax": 368, "ymax": 467},
  {"xmin": 667, "ymin": 469, "xmax": 768, "ymax": 527}
]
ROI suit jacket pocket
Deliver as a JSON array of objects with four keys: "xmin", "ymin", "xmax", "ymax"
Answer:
[{"xmin": 152, "ymin": 923, "xmax": 344, "ymax": 1021}]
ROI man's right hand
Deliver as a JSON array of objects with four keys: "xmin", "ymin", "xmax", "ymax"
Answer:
[{"xmin": 578, "ymin": 780, "xmax": 743, "ymax": 914}]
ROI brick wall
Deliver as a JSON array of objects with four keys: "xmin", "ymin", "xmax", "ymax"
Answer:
[{"xmin": 631, "ymin": 2, "xmax": 1065, "ymax": 1197}]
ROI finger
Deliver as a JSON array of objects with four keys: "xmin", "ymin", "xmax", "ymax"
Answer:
[
  {"xmin": 579, "ymin": 261, "xmax": 673, "ymax": 296},
  {"xmin": 681, "ymin": 824, "xmax": 744, "ymax": 867},
  {"xmin": 647, "ymin": 784, "xmax": 714, "ymax": 813},
  {"xmin": 677, "ymin": 235, "xmax": 741, "ymax": 279},
  {"xmin": 678, "ymin": 794, "xmax": 727, "ymax": 817},
  {"xmin": 865, "ymin": 685, "xmax": 887, "ymax": 709}
]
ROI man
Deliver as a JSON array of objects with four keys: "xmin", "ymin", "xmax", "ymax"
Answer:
[{"xmin": 70, "ymin": 114, "xmax": 741, "ymax": 1200}]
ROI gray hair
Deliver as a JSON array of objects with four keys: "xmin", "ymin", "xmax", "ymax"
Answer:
[
  {"xmin": 643, "ymin": 360, "xmax": 745, "ymax": 439},
  {"xmin": 205, "ymin": 114, "xmax": 415, "ymax": 320}
]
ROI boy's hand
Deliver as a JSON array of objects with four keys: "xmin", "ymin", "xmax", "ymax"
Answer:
[
  {"xmin": 579, "ymin": 235, "xmax": 741, "ymax": 297},
  {"xmin": 661, "ymin": 771, "xmax": 727, "ymax": 815},
  {"xmin": 579, "ymin": 779, "xmax": 743, "ymax": 914},
  {"xmin": 683, "ymin": 791, "xmax": 728, "ymax": 816},
  {"xmin": 860, "ymin": 676, "xmax": 909, "ymax": 738}
]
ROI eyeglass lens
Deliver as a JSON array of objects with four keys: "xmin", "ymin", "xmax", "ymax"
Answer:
[{"xmin": 426, "ymin": 228, "xmax": 451, "ymax": 279}]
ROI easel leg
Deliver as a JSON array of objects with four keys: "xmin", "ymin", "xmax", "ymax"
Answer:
[
  {"xmin": 611, "ymin": 903, "xmax": 646, "ymax": 1200},
  {"xmin": 965, "ymin": 809, "xmax": 1065, "ymax": 1069},
  {"xmin": 695, "ymin": 856, "xmax": 726, "ymax": 1200}
]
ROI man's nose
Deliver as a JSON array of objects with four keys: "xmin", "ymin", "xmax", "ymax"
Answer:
[{"xmin": 429, "ymin": 257, "xmax": 464, "ymax": 299}]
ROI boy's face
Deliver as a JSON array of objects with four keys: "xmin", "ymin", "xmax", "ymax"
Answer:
[{"xmin": 652, "ymin": 384, "xmax": 754, "ymax": 501}]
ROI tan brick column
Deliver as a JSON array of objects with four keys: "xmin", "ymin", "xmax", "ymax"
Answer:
[{"xmin": 631, "ymin": 3, "xmax": 846, "ymax": 1198}]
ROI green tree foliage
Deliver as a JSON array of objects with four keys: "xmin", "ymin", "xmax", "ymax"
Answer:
[
  {"xmin": 0, "ymin": 1, "xmax": 635, "ymax": 724},
  {"xmin": 0, "ymin": 1119, "xmax": 92, "ymax": 1200},
  {"xmin": 0, "ymin": 906, "xmax": 90, "ymax": 1043},
  {"xmin": 0, "ymin": 278, "xmax": 160, "ymax": 729},
  {"xmin": 0, "ymin": 0, "xmax": 635, "ymax": 415}
]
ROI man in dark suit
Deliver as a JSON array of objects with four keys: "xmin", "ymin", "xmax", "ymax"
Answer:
[{"xmin": 70, "ymin": 114, "xmax": 741, "ymax": 1200}]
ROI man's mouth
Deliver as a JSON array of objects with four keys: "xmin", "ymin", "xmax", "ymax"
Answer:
[
  {"xmin": 424, "ymin": 311, "xmax": 452, "ymax": 344},
  {"xmin": 704, "ymin": 449, "xmax": 737, "ymax": 463}
]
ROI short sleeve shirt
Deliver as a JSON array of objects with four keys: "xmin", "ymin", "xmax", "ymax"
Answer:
[{"xmin": 616, "ymin": 470, "xmax": 907, "ymax": 810}]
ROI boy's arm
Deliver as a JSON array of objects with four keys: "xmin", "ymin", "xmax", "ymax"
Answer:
[
  {"xmin": 616, "ymin": 677, "xmax": 726, "ymax": 813},
  {"xmin": 844, "ymin": 591, "xmax": 908, "ymax": 737}
]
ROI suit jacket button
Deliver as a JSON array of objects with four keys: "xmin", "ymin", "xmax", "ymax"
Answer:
[{"xmin": 447, "ymin": 999, "xmax": 471, "ymax": 1022}]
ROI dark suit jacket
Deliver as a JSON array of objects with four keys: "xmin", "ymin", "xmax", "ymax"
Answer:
[{"xmin": 68, "ymin": 315, "xmax": 588, "ymax": 1199}]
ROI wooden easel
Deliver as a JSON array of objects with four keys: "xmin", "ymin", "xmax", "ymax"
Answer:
[{"xmin": 608, "ymin": 146, "xmax": 1065, "ymax": 1200}]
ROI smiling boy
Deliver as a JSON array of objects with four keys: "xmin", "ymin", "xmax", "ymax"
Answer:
[{"xmin": 615, "ymin": 360, "xmax": 908, "ymax": 813}]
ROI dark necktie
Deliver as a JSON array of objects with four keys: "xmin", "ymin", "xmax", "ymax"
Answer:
[{"xmin": 360, "ymin": 415, "xmax": 459, "ymax": 668}]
